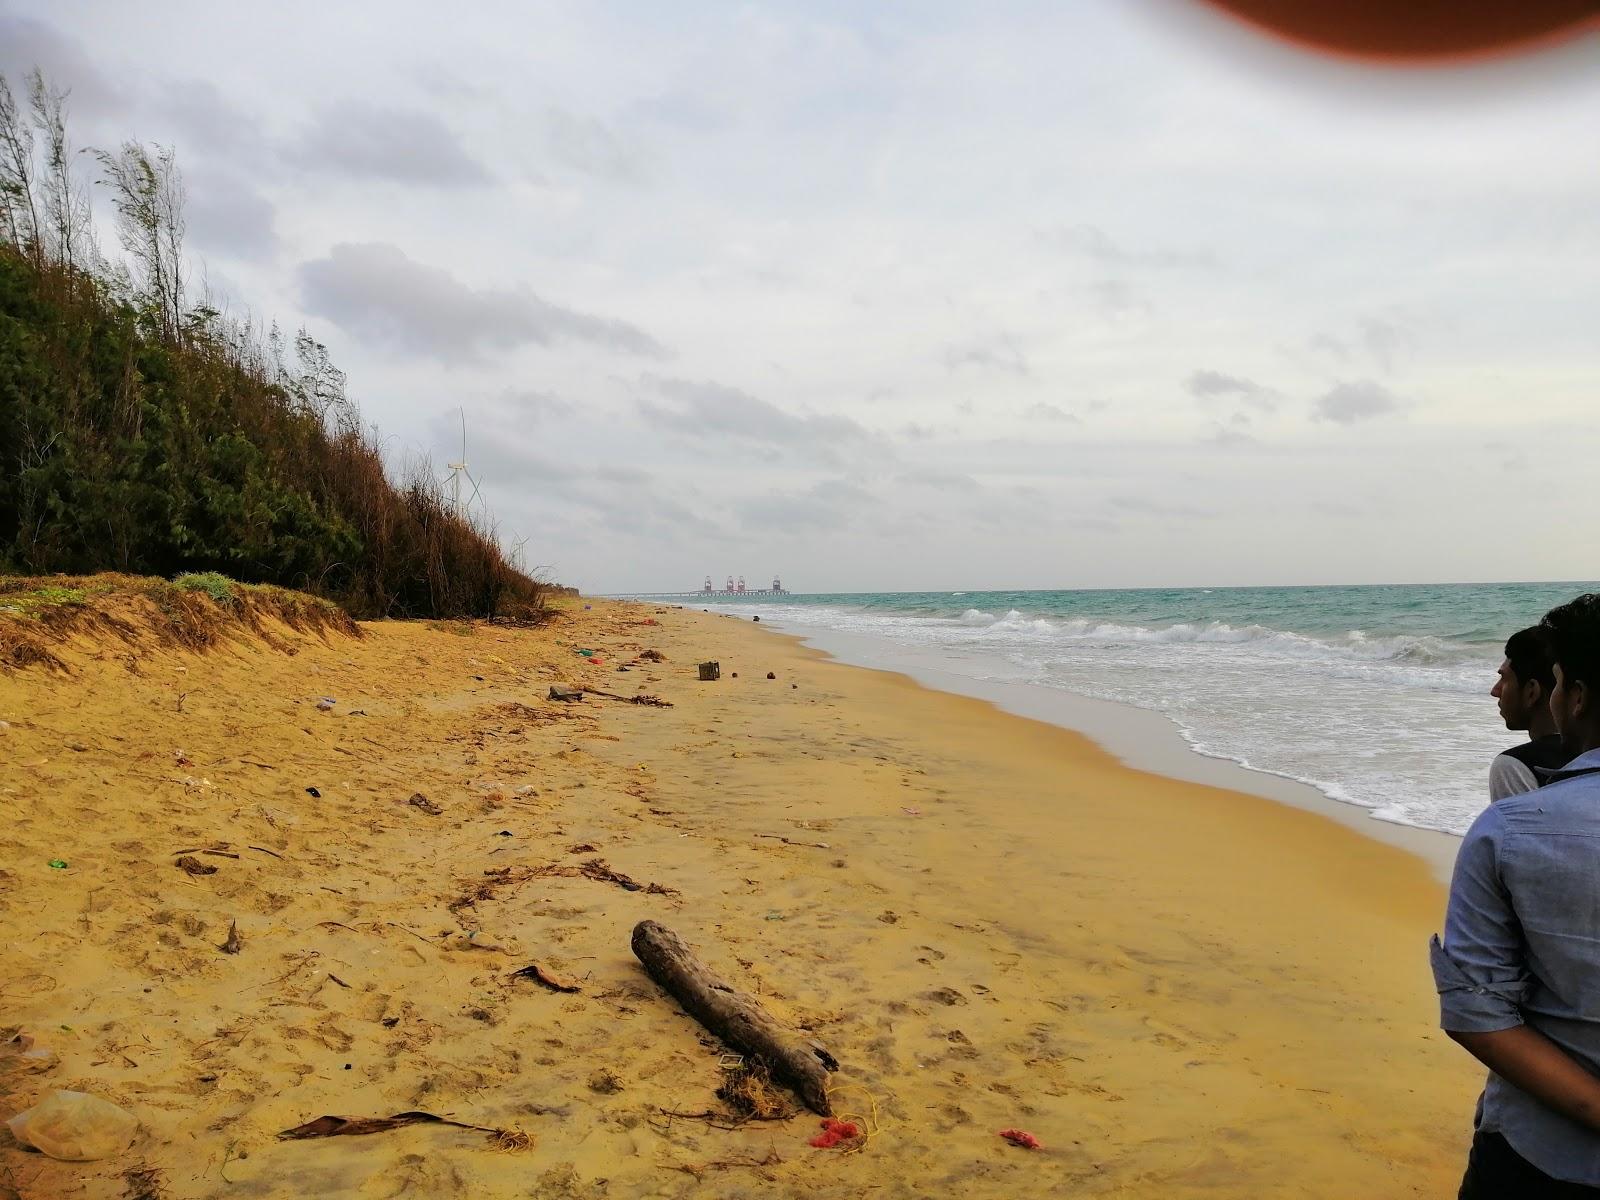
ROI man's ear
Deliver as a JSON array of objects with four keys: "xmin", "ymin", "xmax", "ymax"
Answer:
[{"xmin": 1572, "ymin": 679, "xmax": 1590, "ymax": 721}]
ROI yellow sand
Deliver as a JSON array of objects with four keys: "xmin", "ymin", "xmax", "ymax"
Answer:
[{"xmin": 0, "ymin": 598, "xmax": 1482, "ymax": 1197}]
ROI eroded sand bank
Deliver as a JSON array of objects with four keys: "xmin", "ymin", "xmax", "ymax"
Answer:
[{"xmin": 0, "ymin": 599, "xmax": 1480, "ymax": 1197}]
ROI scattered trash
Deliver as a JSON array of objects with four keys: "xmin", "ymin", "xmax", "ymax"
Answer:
[
  {"xmin": 454, "ymin": 931, "xmax": 505, "ymax": 952},
  {"xmin": 755, "ymin": 834, "xmax": 831, "ymax": 850},
  {"xmin": 174, "ymin": 855, "xmax": 218, "ymax": 876},
  {"xmin": 616, "ymin": 665, "xmax": 630, "ymax": 672},
  {"xmin": 316, "ymin": 697, "xmax": 336, "ymax": 711},
  {"xmin": 568, "ymin": 842, "xmax": 598, "ymax": 853},
  {"xmin": 766, "ymin": 672, "xmax": 776, "ymax": 679},
  {"xmin": 576, "ymin": 649, "xmax": 595, "ymax": 657},
  {"xmin": 717, "ymin": 1060, "xmax": 795, "ymax": 1120},
  {"xmin": 219, "ymin": 920, "xmax": 242, "ymax": 954},
  {"xmin": 66, "ymin": 740, "xmax": 88, "ymax": 752},
  {"xmin": 305, "ymin": 786, "xmax": 321, "ymax": 798},
  {"xmin": 4, "ymin": 1030, "xmax": 55, "ymax": 1070},
  {"xmin": 902, "ymin": 807, "xmax": 922, "ymax": 816},
  {"xmin": 791, "ymin": 683, "xmax": 798, "ymax": 689},
  {"xmin": 6, "ymin": 1090, "xmax": 139, "ymax": 1161},
  {"xmin": 809, "ymin": 1117, "xmax": 860, "ymax": 1149},
  {"xmin": 697, "ymin": 660, "xmax": 721, "ymax": 681},
  {"xmin": 998, "ymin": 1128, "xmax": 1042, "ymax": 1150},
  {"xmin": 48, "ymin": 859, "xmax": 67, "ymax": 870},
  {"xmin": 580, "ymin": 687, "xmax": 674, "ymax": 708},
  {"xmin": 497, "ymin": 829, "xmax": 513, "ymax": 837},
  {"xmin": 731, "ymin": 672, "xmax": 739, "ymax": 678},
  {"xmin": 513, "ymin": 785, "xmax": 538, "ymax": 797},
  {"xmin": 121, "ymin": 1164, "xmax": 166, "ymax": 1200},
  {"xmin": 548, "ymin": 685, "xmax": 584, "ymax": 702},
  {"xmin": 580, "ymin": 857, "xmax": 665, "ymax": 893},
  {"xmin": 406, "ymin": 793, "xmax": 443, "ymax": 816},
  {"xmin": 752, "ymin": 616, "xmax": 760, "ymax": 622},
  {"xmin": 640, "ymin": 649, "xmax": 665, "ymax": 662},
  {"xmin": 588, "ymin": 1068, "xmax": 624, "ymax": 1094},
  {"xmin": 588, "ymin": 658, "xmax": 604, "ymax": 666},
  {"xmin": 510, "ymin": 962, "xmax": 581, "ymax": 993},
  {"xmin": 764, "ymin": 911, "xmax": 784, "ymax": 921},
  {"xmin": 278, "ymin": 1111, "xmax": 528, "ymax": 1150},
  {"xmin": 173, "ymin": 749, "xmax": 191, "ymax": 766}
]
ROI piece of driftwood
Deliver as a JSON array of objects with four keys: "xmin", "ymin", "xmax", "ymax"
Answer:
[{"xmin": 631, "ymin": 920, "xmax": 837, "ymax": 1115}]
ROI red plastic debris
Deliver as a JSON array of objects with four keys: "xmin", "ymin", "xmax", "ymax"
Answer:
[
  {"xmin": 998, "ymin": 1128, "xmax": 1042, "ymax": 1150},
  {"xmin": 808, "ymin": 1117, "xmax": 861, "ymax": 1148}
]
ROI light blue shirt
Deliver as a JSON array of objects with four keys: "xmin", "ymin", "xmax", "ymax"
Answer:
[{"xmin": 1432, "ymin": 746, "xmax": 1600, "ymax": 1184}]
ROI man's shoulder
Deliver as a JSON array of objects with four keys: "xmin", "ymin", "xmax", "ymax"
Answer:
[{"xmin": 1489, "ymin": 751, "xmax": 1537, "ymax": 802}]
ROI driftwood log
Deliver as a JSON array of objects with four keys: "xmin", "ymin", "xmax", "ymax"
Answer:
[{"xmin": 631, "ymin": 919, "xmax": 838, "ymax": 1115}]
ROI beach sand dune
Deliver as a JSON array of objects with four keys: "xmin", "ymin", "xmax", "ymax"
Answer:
[{"xmin": 0, "ymin": 598, "xmax": 1477, "ymax": 1197}]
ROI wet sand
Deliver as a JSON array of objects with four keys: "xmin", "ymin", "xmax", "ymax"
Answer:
[{"xmin": 0, "ymin": 597, "xmax": 1480, "ymax": 1197}]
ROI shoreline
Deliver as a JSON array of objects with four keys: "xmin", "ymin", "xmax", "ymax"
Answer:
[
  {"xmin": 0, "ymin": 595, "xmax": 1478, "ymax": 1197},
  {"xmin": 714, "ymin": 615, "xmax": 1465, "ymax": 883}
]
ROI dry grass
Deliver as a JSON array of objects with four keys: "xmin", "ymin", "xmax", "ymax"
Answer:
[
  {"xmin": 0, "ymin": 573, "xmax": 360, "ymax": 673},
  {"xmin": 716, "ymin": 1060, "xmax": 798, "ymax": 1122}
]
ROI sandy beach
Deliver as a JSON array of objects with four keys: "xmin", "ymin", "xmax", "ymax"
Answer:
[{"xmin": 1, "ymin": 595, "xmax": 1482, "ymax": 1198}]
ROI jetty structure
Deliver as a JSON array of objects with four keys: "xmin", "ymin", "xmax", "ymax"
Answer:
[
  {"xmin": 614, "ymin": 575, "xmax": 789, "ymax": 600},
  {"xmin": 693, "ymin": 574, "xmax": 787, "ymax": 598}
]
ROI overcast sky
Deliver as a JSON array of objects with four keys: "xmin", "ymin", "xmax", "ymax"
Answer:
[{"xmin": 5, "ymin": 1, "xmax": 1598, "ymax": 593}]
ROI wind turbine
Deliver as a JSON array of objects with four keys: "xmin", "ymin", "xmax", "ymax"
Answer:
[{"xmin": 443, "ymin": 408, "xmax": 483, "ymax": 515}]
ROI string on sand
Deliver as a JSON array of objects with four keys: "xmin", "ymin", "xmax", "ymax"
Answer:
[{"xmin": 821, "ymin": 1081, "xmax": 885, "ymax": 1153}]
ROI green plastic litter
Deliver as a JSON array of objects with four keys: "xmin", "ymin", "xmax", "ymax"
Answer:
[
  {"xmin": 48, "ymin": 859, "xmax": 67, "ymax": 869},
  {"xmin": 577, "ymin": 649, "xmax": 594, "ymax": 656}
]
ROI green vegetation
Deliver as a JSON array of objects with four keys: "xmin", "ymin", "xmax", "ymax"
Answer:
[
  {"xmin": 172, "ymin": 572, "xmax": 238, "ymax": 604},
  {"xmin": 0, "ymin": 70, "xmax": 546, "ymax": 622}
]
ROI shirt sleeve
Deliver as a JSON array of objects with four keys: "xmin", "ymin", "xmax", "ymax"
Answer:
[
  {"xmin": 1489, "ymin": 752, "xmax": 1538, "ymax": 802},
  {"xmin": 1431, "ymin": 804, "xmax": 1530, "ymax": 1033}
]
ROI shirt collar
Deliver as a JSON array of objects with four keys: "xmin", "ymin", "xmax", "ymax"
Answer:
[{"xmin": 1541, "ymin": 746, "xmax": 1600, "ymax": 782}]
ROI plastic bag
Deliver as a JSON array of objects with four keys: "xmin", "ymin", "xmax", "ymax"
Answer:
[{"xmin": 6, "ymin": 1090, "xmax": 138, "ymax": 1161}]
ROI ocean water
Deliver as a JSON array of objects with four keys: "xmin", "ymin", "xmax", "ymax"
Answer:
[{"xmin": 667, "ymin": 583, "xmax": 1598, "ymax": 838}]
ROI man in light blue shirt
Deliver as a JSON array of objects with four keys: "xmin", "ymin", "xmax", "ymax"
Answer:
[{"xmin": 1434, "ymin": 593, "xmax": 1600, "ymax": 1196}]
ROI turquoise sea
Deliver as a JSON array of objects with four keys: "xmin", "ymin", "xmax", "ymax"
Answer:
[{"xmin": 667, "ymin": 582, "xmax": 1599, "ymax": 837}]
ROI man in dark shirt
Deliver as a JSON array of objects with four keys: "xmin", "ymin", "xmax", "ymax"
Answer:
[
  {"xmin": 1489, "ymin": 625, "xmax": 1569, "ymax": 800},
  {"xmin": 1435, "ymin": 594, "xmax": 1600, "ymax": 1196}
]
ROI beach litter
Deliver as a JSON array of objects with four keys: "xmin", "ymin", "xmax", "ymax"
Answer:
[
  {"xmin": 174, "ymin": 854, "xmax": 217, "ymax": 876},
  {"xmin": 218, "ymin": 920, "xmax": 242, "ymax": 954},
  {"xmin": 998, "ymin": 1128, "xmax": 1042, "ymax": 1150},
  {"xmin": 548, "ymin": 685, "xmax": 584, "ymax": 702},
  {"xmin": 6, "ymin": 1089, "xmax": 139, "ymax": 1161},
  {"xmin": 697, "ymin": 661, "xmax": 720, "ymax": 681},
  {"xmin": 406, "ymin": 792, "xmax": 443, "ymax": 815},
  {"xmin": 808, "ymin": 1118, "xmax": 860, "ymax": 1149},
  {"xmin": 305, "ymin": 786, "xmax": 320, "ymax": 798},
  {"xmin": 510, "ymin": 961, "xmax": 581, "ymax": 992},
  {"xmin": 48, "ymin": 859, "xmax": 67, "ymax": 869},
  {"xmin": 277, "ymin": 1111, "xmax": 531, "ymax": 1151},
  {"xmin": 717, "ymin": 1060, "xmax": 796, "ymax": 1121},
  {"xmin": 316, "ymin": 697, "xmax": 336, "ymax": 711},
  {"xmin": 121, "ymin": 1165, "xmax": 167, "ymax": 1200},
  {"xmin": 4, "ymin": 1030, "xmax": 56, "ymax": 1070},
  {"xmin": 766, "ymin": 672, "xmax": 776, "ymax": 679},
  {"xmin": 640, "ymin": 649, "xmax": 665, "ymax": 662}
]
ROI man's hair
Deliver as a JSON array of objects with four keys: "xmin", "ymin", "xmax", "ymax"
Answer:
[
  {"xmin": 1505, "ymin": 624, "xmax": 1557, "ymax": 697},
  {"xmin": 1540, "ymin": 594, "xmax": 1600, "ymax": 695}
]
